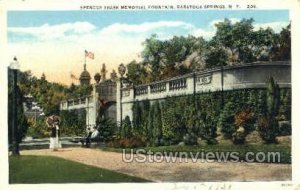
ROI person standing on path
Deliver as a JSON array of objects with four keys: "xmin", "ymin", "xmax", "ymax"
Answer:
[{"xmin": 46, "ymin": 115, "xmax": 62, "ymax": 151}]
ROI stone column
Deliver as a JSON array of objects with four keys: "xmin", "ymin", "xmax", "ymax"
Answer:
[{"xmin": 116, "ymin": 79, "xmax": 122, "ymax": 127}]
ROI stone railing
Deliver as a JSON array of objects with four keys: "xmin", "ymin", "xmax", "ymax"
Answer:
[
  {"xmin": 135, "ymin": 85, "xmax": 148, "ymax": 96},
  {"xmin": 119, "ymin": 62, "xmax": 291, "ymax": 103},
  {"xmin": 150, "ymin": 82, "xmax": 167, "ymax": 93},
  {"xmin": 169, "ymin": 78, "xmax": 187, "ymax": 91},
  {"xmin": 122, "ymin": 89, "xmax": 130, "ymax": 97},
  {"xmin": 60, "ymin": 95, "xmax": 94, "ymax": 110}
]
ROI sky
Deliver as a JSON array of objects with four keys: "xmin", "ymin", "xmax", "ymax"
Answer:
[{"xmin": 7, "ymin": 10, "xmax": 289, "ymax": 85}]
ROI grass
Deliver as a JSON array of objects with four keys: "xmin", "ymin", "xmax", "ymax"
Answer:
[
  {"xmin": 102, "ymin": 144, "xmax": 291, "ymax": 164},
  {"xmin": 9, "ymin": 155, "xmax": 150, "ymax": 183}
]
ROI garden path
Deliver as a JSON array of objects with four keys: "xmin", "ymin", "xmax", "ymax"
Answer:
[{"xmin": 21, "ymin": 147, "xmax": 291, "ymax": 182}]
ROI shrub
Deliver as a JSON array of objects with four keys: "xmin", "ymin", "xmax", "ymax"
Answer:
[
  {"xmin": 121, "ymin": 116, "xmax": 132, "ymax": 138},
  {"xmin": 257, "ymin": 116, "xmax": 278, "ymax": 143},
  {"xmin": 232, "ymin": 127, "xmax": 246, "ymax": 144},
  {"xmin": 60, "ymin": 109, "xmax": 86, "ymax": 136},
  {"xmin": 219, "ymin": 102, "xmax": 238, "ymax": 139},
  {"xmin": 278, "ymin": 121, "xmax": 291, "ymax": 136},
  {"xmin": 183, "ymin": 133, "xmax": 198, "ymax": 145},
  {"xmin": 257, "ymin": 77, "xmax": 280, "ymax": 144},
  {"xmin": 97, "ymin": 118, "xmax": 117, "ymax": 142},
  {"xmin": 234, "ymin": 109, "xmax": 255, "ymax": 134}
]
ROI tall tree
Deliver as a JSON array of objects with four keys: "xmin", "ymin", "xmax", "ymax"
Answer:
[{"xmin": 141, "ymin": 34, "xmax": 164, "ymax": 81}]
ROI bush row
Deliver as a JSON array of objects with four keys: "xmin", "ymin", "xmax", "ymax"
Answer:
[{"xmin": 120, "ymin": 77, "xmax": 291, "ymax": 147}]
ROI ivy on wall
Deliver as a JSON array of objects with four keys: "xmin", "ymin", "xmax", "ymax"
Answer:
[
  {"xmin": 128, "ymin": 79, "xmax": 291, "ymax": 145},
  {"xmin": 60, "ymin": 109, "xmax": 86, "ymax": 136}
]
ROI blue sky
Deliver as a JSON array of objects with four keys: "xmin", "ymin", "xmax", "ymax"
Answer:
[
  {"xmin": 7, "ymin": 10, "xmax": 290, "ymax": 84},
  {"xmin": 8, "ymin": 10, "xmax": 289, "ymax": 28}
]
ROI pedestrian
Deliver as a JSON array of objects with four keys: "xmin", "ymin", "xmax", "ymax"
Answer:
[{"xmin": 46, "ymin": 115, "xmax": 62, "ymax": 151}]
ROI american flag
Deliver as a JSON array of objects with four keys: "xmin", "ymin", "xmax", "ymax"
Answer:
[
  {"xmin": 85, "ymin": 50, "xmax": 94, "ymax": 59},
  {"xmin": 70, "ymin": 72, "xmax": 78, "ymax": 80}
]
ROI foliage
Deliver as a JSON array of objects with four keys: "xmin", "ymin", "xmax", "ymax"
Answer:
[
  {"xmin": 197, "ymin": 93, "xmax": 220, "ymax": 144},
  {"xmin": 124, "ymin": 86, "xmax": 290, "ymax": 147},
  {"xmin": 204, "ymin": 45, "xmax": 228, "ymax": 68},
  {"xmin": 60, "ymin": 109, "xmax": 86, "ymax": 136},
  {"xmin": 278, "ymin": 121, "xmax": 291, "ymax": 136},
  {"xmin": 257, "ymin": 77, "xmax": 280, "ymax": 143},
  {"xmin": 131, "ymin": 100, "xmax": 143, "ymax": 136},
  {"xmin": 96, "ymin": 117, "xmax": 117, "ymax": 142},
  {"xmin": 270, "ymin": 24, "xmax": 291, "ymax": 61},
  {"xmin": 152, "ymin": 101, "xmax": 163, "ymax": 146},
  {"xmin": 18, "ymin": 71, "xmax": 92, "ymax": 117},
  {"xmin": 8, "ymin": 70, "xmax": 29, "ymax": 143},
  {"xmin": 278, "ymin": 88, "xmax": 291, "ymax": 121},
  {"xmin": 183, "ymin": 133, "xmax": 198, "ymax": 145},
  {"xmin": 121, "ymin": 116, "xmax": 132, "ymax": 138},
  {"xmin": 125, "ymin": 19, "xmax": 290, "ymax": 84},
  {"xmin": 218, "ymin": 102, "xmax": 238, "ymax": 139},
  {"xmin": 234, "ymin": 109, "xmax": 256, "ymax": 134},
  {"xmin": 26, "ymin": 117, "xmax": 49, "ymax": 138},
  {"xmin": 126, "ymin": 61, "xmax": 148, "ymax": 85},
  {"xmin": 161, "ymin": 97, "xmax": 187, "ymax": 145}
]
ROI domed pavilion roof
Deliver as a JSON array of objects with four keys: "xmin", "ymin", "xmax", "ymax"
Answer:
[{"xmin": 79, "ymin": 64, "xmax": 91, "ymax": 85}]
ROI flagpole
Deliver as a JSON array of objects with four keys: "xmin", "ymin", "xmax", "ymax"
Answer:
[{"xmin": 84, "ymin": 50, "xmax": 86, "ymax": 69}]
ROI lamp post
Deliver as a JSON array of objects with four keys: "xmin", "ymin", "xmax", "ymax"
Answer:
[{"xmin": 9, "ymin": 57, "xmax": 20, "ymax": 156}]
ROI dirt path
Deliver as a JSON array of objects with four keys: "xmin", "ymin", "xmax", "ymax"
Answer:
[{"xmin": 21, "ymin": 147, "xmax": 291, "ymax": 182}]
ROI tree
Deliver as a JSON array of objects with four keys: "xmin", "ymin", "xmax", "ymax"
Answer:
[
  {"xmin": 96, "ymin": 117, "xmax": 117, "ymax": 142},
  {"xmin": 270, "ymin": 24, "xmax": 291, "ymax": 61},
  {"xmin": 126, "ymin": 60, "xmax": 147, "ymax": 85},
  {"xmin": 141, "ymin": 34, "xmax": 164, "ymax": 80},
  {"xmin": 257, "ymin": 77, "xmax": 280, "ymax": 143},
  {"xmin": 218, "ymin": 101, "xmax": 238, "ymax": 139},
  {"xmin": 252, "ymin": 27, "xmax": 277, "ymax": 61},
  {"xmin": 122, "ymin": 116, "xmax": 132, "ymax": 138},
  {"xmin": 213, "ymin": 18, "xmax": 256, "ymax": 64},
  {"xmin": 60, "ymin": 109, "xmax": 86, "ymax": 136},
  {"xmin": 204, "ymin": 45, "xmax": 229, "ymax": 68},
  {"xmin": 132, "ymin": 101, "xmax": 143, "ymax": 135},
  {"xmin": 152, "ymin": 101, "xmax": 163, "ymax": 145}
]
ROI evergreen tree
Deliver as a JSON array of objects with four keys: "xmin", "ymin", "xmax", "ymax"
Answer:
[
  {"xmin": 141, "ymin": 100, "xmax": 151, "ymax": 138},
  {"xmin": 219, "ymin": 101, "xmax": 238, "ymax": 139},
  {"xmin": 122, "ymin": 116, "xmax": 132, "ymax": 138},
  {"xmin": 132, "ymin": 101, "xmax": 142, "ymax": 135},
  {"xmin": 152, "ymin": 101, "xmax": 163, "ymax": 145},
  {"xmin": 258, "ymin": 77, "xmax": 280, "ymax": 143}
]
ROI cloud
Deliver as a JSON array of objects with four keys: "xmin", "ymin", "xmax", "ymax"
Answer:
[
  {"xmin": 7, "ymin": 19, "xmax": 290, "ymax": 84},
  {"xmin": 8, "ymin": 22, "xmax": 96, "ymax": 41},
  {"xmin": 100, "ymin": 21, "xmax": 193, "ymax": 35}
]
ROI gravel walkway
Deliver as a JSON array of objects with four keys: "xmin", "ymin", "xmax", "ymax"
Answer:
[{"xmin": 21, "ymin": 147, "xmax": 291, "ymax": 182}]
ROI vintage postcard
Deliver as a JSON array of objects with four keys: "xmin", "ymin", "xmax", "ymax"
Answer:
[{"xmin": 0, "ymin": 0, "xmax": 299, "ymax": 189}]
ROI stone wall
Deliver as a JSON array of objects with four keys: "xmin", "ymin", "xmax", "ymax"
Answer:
[{"xmin": 117, "ymin": 61, "xmax": 291, "ymax": 124}]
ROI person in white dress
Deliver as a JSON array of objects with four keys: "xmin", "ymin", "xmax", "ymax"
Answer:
[{"xmin": 46, "ymin": 115, "xmax": 62, "ymax": 151}]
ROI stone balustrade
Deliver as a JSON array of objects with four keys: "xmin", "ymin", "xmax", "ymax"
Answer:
[{"xmin": 119, "ymin": 62, "xmax": 291, "ymax": 105}]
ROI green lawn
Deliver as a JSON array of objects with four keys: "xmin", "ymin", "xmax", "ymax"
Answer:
[
  {"xmin": 103, "ymin": 144, "xmax": 291, "ymax": 164},
  {"xmin": 9, "ymin": 155, "xmax": 149, "ymax": 183}
]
